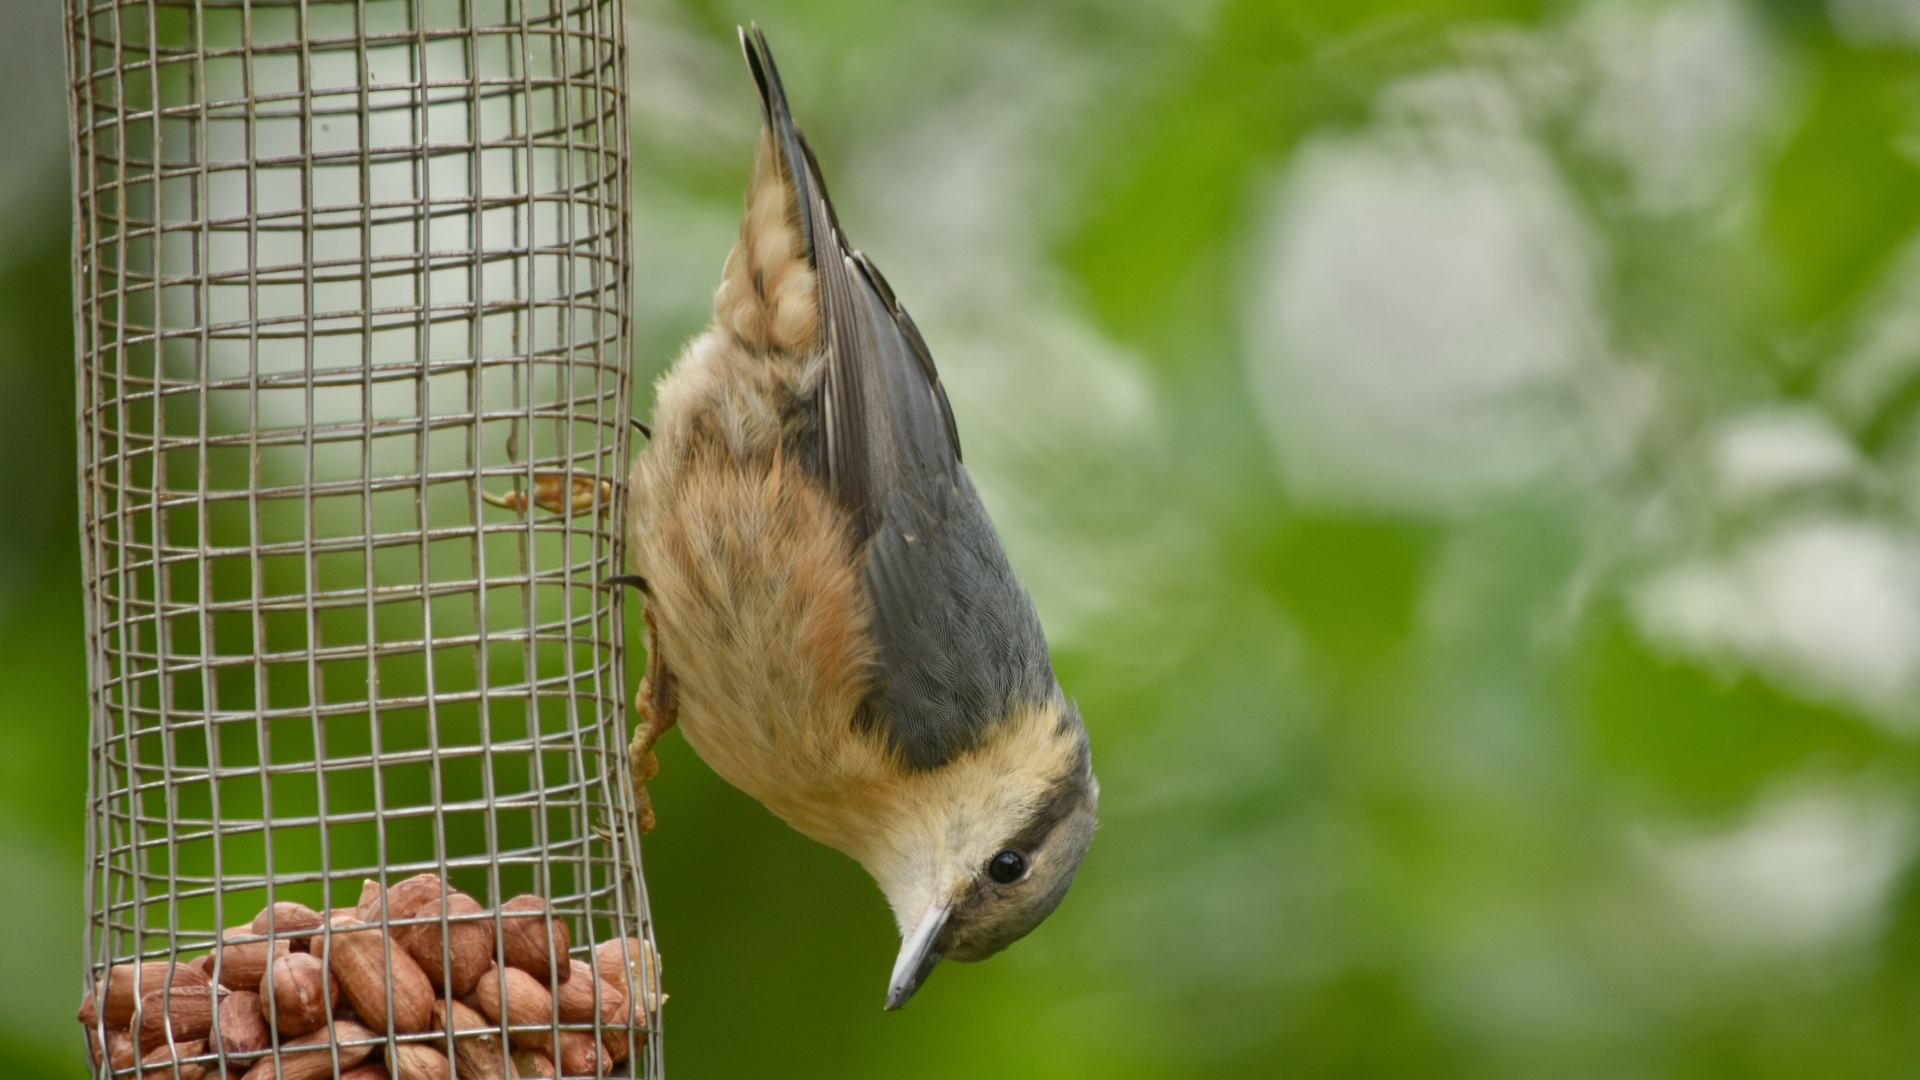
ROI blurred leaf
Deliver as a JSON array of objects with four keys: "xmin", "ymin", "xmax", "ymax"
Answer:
[
  {"xmin": 1254, "ymin": 515, "xmax": 1437, "ymax": 658},
  {"xmin": 0, "ymin": 202, "xmax": 83, "ymax": 847},
  {"xmin": 1275, "ymin": 968, "xmax": 1467, "ymax": 1079},
  {"xmin": 0, "ymin": 834, "xmax": 84, "ymax": 1071},
  {"xmin": 1580, "ymin": 616, "xmax": 1885, "ymax": 812},
  {"xmin": 1059, "ymin": 0, "xmax": 1543, "ymax": 348},
  {"xmin": 1765, "ymin": 43, "xmax": 1920, "ymax": 323},
  {"xmin": 0, "ymin": 199, "xmax": 76, "ymax": 601}
]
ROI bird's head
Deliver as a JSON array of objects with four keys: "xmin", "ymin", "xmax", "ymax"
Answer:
[{"xmin": 853, "ymin": 695, "xmax": 1098, "ymax": 1010}]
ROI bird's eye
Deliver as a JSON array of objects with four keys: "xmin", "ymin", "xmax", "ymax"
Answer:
[{"xmin": 988, "ymin": 849, "xmax": 1027, "ymax": 884}]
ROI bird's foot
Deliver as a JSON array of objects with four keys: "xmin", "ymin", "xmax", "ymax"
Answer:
[
  {"xmin": 482, "ymin": 473, "xmax": 614, "ymax": 516},
  {"xmin": 628, "ymin": 686, "xmax": 676, "ymax": 835},
  {"xmin": 628, "ymin": 734, "xmax": 659, "ymax": 836},
  {"xmin": 628, "ymin": 609, "xmax": 678, "ymax": 836}
]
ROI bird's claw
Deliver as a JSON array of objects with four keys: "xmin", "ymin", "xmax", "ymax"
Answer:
[
  {"xmin": 482, "ymin": 473, "xmax": 614, "ymax": 516},
  {"xmin": 628, "ymin": 607, "xmax": 678, "ymax": 836}
]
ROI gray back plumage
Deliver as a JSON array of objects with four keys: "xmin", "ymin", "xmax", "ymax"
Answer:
[{"xmin": 741, "ymin": 28, "xmax": 1057, "ymax": 770}]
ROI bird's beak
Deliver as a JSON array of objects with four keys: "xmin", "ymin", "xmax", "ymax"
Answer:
[{"xmin": 885, "ymin": 900, "xmax": 950, "ymax": 1010}]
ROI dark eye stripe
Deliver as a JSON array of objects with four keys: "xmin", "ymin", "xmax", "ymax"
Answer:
[{"xmin": 1006, "ymin": 734, "xmax": 1092, "ymax": 854}]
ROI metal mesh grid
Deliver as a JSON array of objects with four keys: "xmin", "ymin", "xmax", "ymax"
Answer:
[{"xmin": 64, "ymin": 0, "xmax": 656, "ymax": 1074}]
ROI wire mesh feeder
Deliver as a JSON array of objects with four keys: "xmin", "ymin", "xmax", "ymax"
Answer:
[{"xmin": 64, "ymin": 0, "xmax": 660, "ymax": 1076}]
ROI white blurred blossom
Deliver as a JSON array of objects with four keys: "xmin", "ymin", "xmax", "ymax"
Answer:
[
  {"xmin": 1711, "ymin": 408, "xmax": 1861, "ymax": 506},
  {"xmin": 1575, "ymin": 0, "xmax": 1781, "ymax": 217},
  {"xmin": 1245, "ymin": 71, "xmax": 1605, "ymax": 514},
  {"xmin": 1827, "ymin": 0, "xmax": 1920, "ymax": 48},
  {"xmin": 1645, "ymin": 787, "xmax": 1914, "ymax": 952},
  {"xmin": 1636, "ymin": 520, "xmax": 1920, "ymax": 729}
]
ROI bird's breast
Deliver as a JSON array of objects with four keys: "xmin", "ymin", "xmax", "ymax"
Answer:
[{"xmin": 627, "ymin": 336, "xmax": 897, "ymax": 852}]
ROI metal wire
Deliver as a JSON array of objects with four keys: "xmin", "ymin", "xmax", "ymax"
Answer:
[{"xmin": 64, "ymin": 0, "xmax": 656, "ymax": 1075}]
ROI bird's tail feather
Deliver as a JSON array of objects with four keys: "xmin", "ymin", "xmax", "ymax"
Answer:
[
  {"xmin": 713, "ymin": 25, "xmax": 824, "ymax": 354},
  {"xmin": 741, "ymin": 25, "xmax": 820, "ymax": 265}
]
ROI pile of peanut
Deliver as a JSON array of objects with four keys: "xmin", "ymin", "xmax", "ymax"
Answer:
[{"xmin": 77, "ymin": 875, "xmax": 662, "ymax": 1079}]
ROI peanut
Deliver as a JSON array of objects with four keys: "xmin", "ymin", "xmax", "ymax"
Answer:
[
  {"xmin": 552, "ymin": 961, "xmax": 626, "ymax": 1061},
  {"xmin": 213, "ymin": 989, "xmax": 272, "ymax": 1058},
  {"xmin": 498, "ymin": 896, "xmax": 570, "ymax": 985},
  {"xmin": 472, "ymin": 964, "xmax": 554, "ymax": 1054},
  {"xmin": 215, "ymin": 926, "xmax": 291, "ymax": 992},
  {"xmin": 137, "ymin": 982, "xmax": 219, "ymax": 1052},
  {"xmin": 600, "ymin": 1031, "xmax": 630, "ymax": 1066},
  {"xmin": 589, "ymin": 937, "xmax": 657, "ymax": 1053},
  {"xmin": 261, "ymin": 952, "xmax": 335, "ymax": 1038},
  {"xmin": 357, "ymin": 874, "xmax": 446, "ymax": 925},
  {"xmin": 339, "ymin": 1064, "xmax": 392, "ymax": 1080},
  {"xmin": 510, "ymin": 1049, "xmax": 556, "ymax": 1078},
  {"xmin": 553, "ymin": 961, "xmax": 621, "ymax": 1025},
  {"xmin": 326, "ymin": 920, "xmax": 434, "ymax": 1034},
  {"xmin": 555, "ymin": 1030, "xmax": 603, "ymax": 1078},
  {"xmin": 390, "ymin": 1041, "xmax": 454, "ymax": 1080},
  {"xmin": 237, "ymin": 1019, "xmax": 378, "ymax": 1080},
  {"xmin": 434, "ymin": 998, "xmax": 509, "ymax": 1080},
  {"xmin": 396, "ymin": 893, "xmax": 492, "ymax": 997},
  {"xmin": 94, "ymin": 961, "xmax": 210, "ymax": 1028},
  {"xmin": 307, "ymin": 908, "xmax": 363, "ymax": 963},
  {"xmin": 142, "ymin": 1037, "xmax": 208, "ymax": 1080},
  {"xmin": 107, "ymin": 1030, "xmax": 137, "ymax": 1071},
  {"xmin": 252, "ymin": 902, "xmax": 325, "ymax": 950},
  {"xmin": 591, "ymin": 938, "xmax": 662, "ymax": 1017}
]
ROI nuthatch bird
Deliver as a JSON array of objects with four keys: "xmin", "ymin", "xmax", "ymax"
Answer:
[{"xmin": 619, "ymin": 27, "xmax": 1097, "ymax": 1010}]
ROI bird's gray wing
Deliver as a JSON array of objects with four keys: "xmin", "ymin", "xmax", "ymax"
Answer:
[{"xmin": 742, "ymin": 27, "xmax": 1055, "ymax": 770}]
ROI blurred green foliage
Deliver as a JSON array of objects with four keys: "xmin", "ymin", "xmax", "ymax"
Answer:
[{"xmin": 13, "ymin": 0, "xmax": 1920, "ymax": 1077}]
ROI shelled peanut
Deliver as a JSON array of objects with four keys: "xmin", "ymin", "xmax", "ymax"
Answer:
[{"xmin": 76, "ymin": 880, "xmax": 661, "ymax": 1078}]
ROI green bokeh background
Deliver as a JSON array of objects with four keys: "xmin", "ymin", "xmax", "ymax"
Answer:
[{"xmin": 11, "ymin": 0, "xmax": 1920, "ymax": 1076}]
